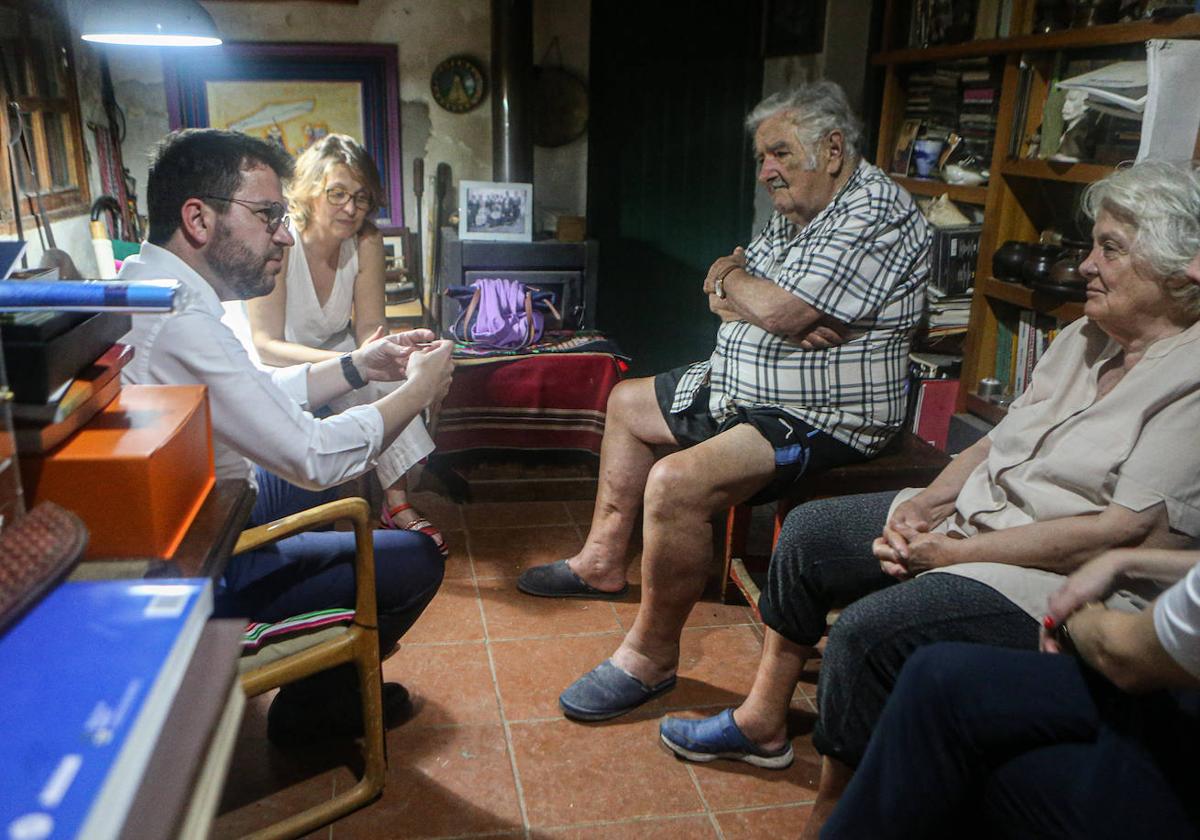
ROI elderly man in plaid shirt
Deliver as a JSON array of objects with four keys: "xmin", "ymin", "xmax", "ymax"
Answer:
[{"xmin": 518, "ymin": 80, "xmax": 931, "ymax": 721}]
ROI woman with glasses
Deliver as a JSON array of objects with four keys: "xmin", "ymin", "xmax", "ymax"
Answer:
[{"xmin": 244, "ymin": 134, "xmax": 447, "ymax": 555}]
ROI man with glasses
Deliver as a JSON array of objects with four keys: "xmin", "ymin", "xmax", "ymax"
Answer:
[{"xmin": 118, "ymin": 128, "xmax": 456, "ymax": 744}]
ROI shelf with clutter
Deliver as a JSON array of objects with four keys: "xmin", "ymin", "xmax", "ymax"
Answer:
[{"xmin": 875, "ymin": 0, "xmax": 1200, "ymax": 426}]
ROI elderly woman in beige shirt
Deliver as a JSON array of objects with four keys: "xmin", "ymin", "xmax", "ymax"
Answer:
[{"xmin": 657, "ymin": 160, "xmax": 1200, "ymax": 839}]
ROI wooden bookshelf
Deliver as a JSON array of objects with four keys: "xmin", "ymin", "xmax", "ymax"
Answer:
[
  {"xmin": 893, "ymin": 175, "xmax": 989, "ymax": 204},
  {"xmin": 875, "ymin": 12, "xmax": 1200, "ymax": 65},
  {"xmin": 875, "ymin": 1, "xmax": 1200, "ymax": 420}
]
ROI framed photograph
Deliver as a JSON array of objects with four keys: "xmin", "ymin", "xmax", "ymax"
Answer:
[
  {"xmin": 162, "ymin": 42, "xmax": 404, "ymax": 227},
  {"xmin": 458, "ymin": 181, "xmax": 533, "ymax": 242},
  {"xmin": 891, "ymin": 118, "xmax": 923, "ymax": 176}
]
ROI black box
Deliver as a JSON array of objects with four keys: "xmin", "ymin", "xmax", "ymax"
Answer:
[{"xmin": 2, "ymin": 311, "xmax": 131, "ymax": 403}]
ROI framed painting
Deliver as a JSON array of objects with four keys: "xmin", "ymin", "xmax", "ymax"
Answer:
[{"xmin": 162, "ymin": 42, "xmax": 404, "ymax": 226}]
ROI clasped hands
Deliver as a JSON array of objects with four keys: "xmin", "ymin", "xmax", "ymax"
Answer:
[
  {"xmin": 872, "ymin": 498, "xmax": 960, "ymax": 579},
  {"xmin": 351, "ymin": 326, "xmax": 455, "ymax": 391}
]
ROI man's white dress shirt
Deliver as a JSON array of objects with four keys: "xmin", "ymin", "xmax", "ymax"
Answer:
[{"xmin": 118, "ymin": 243, "xmax": 384, "ymax": 490}]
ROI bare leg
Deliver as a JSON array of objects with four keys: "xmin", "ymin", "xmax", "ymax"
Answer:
[
  {"xmin": 801, "ymin": 757, "xmax": 854, "ymax": 840},
  {"xmin": 729, "ymin": 627, "xmax": 816, "ymax": 751},
  {"xmin": 567, "ymin": 377, "xmax": 678, "ymax": 592},
  {"xmin": 383, "ymin": 475, "xmax": 417, "ymax": 526},
  {"xmin": 611, "ymin": 425, "xmax": 774, "ymax": 683}
]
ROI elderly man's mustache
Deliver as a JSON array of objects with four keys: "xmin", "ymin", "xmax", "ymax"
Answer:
[{"xmin": 767, "ymin": 176, "xmax": 787, "ymax": 190}]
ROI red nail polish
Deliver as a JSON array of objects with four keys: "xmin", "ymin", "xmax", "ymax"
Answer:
[{"xmin": 1042, "ymin": 615, "xmax": 1056, "ymax": 630}]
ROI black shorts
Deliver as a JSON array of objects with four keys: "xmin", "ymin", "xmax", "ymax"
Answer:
[{"xmin": 653, "ymin": 366, "xmax": 866, "ymax": 506}]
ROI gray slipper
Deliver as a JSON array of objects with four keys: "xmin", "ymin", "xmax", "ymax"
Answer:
[
  {"xmin": 559, "ymin": 659, "xmax": 677, "ymax": 721},
  {"xmin": 516, "ymin": 559, "xmax": 629, "ymax": 599}
]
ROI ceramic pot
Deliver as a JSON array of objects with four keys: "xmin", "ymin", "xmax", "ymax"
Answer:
[
  {"xmin": 992, "ymin": 241, "xmax": 1031, "ymax": 282},
  {"xmin": 1048, "ymin": 248, "xmax": 1088, "ymax": 287},
  {"xmin": 1022, "ymin": 243, "xmax": 1062, "ymax": 286}
]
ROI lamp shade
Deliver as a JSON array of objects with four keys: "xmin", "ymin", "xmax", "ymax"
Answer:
[{"xmin": 81, "ymin": 0, "xmax": 222, "ymax": 47}]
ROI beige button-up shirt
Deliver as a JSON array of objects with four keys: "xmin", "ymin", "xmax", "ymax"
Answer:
[{"xmin": 896, "ymin": 316, "xmax": 1200, "ymax": 618}]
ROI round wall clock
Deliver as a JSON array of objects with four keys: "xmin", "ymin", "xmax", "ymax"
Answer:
[{"xmin": 430, "ymin": 56, "xmax": 486, "ymax": 114}]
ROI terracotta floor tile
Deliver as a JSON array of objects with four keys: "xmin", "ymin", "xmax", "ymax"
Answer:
[
  {"xmin": 612, "ymin": 597, "xmax": 755, "ymax": 633},
  {"xmin": 490, "ymin": 632, "xmax": 625, "ymax": 721},
  {"xmin": 686, "ymin": 733, "xmax": 821, "ymax": 811},
  {"xmin": 408, "ymin": 490, "xmax": 465, "ymax": 531},
  {"xmin": 332, "ymin": 724, "xmax": 522, "ymax": 838},
  {"xmin": 532, "ymin": 814, "xmax": 718, "ymax": 838},
  {"xmin": 476, "ymin": 576, "xmax": 623, "ymax": 639},
  {"xmin": 509, "ymin": 717, "xmax": 704, "ymax": 827},
  {"xmin": 663, "ymin": 625, "xmax": 768, "ymax": 712},
  {"xmin": 464, "ymin": 500, "xmax": 573, "ymax": 529},
  {"xmin": 470, "ymin": 525, "xmax": 584, "ymax": 579},
  {"xmin": 440, "ymin": 530, "xmax": 473, "ymax": 579},
  {"xmin": 383, "ymin": 641, "xmax": 501, "ymax": 726},
  {"xmin": 215, "ymin": 732, "xmax": 355, "ymax": 839},
  {"xmin": 402, "ymin": 578, "xmax": 485, "ymax": 643},
  {"xmin": 714, "ymin": 804, "xmax": 814, "ymax": 839}
]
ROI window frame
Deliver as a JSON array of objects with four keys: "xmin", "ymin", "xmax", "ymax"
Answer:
[{"xmin": 0, "ymin": 0, "xmax": 91, "ymax": 236}]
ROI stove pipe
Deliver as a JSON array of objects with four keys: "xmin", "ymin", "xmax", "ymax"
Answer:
[{"xmin": 491, "ymin": 0, "xmax": 533, "ymax": 183}]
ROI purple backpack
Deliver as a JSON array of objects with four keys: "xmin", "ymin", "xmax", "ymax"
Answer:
[{"xmin": 446, "ymin": 278, "xmax": 559, "ymax": 349}]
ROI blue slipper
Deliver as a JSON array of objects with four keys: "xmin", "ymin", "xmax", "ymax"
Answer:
[
  {"xmin": 659, "ymin": 709, "xmax": 794, "ymax": 769},
  {"xmin": 559, "ymin": 659, "xmax": 676, "ymax": 721},
  {"xmin": 517, "ymin": 559, "xmax": 629, "ymax": 600}
]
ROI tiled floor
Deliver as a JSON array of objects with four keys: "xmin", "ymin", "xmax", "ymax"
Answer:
[{"xmin": 213, "ymin": 493, "xmax": 821, "ymax": 839}]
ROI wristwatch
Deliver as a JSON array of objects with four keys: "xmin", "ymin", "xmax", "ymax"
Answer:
[{"xmin": 340, "ymin": 353, "xmax": 368, "ymax": 389}]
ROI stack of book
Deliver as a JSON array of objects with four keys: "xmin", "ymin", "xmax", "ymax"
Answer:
[
  {"xmin": 957, "ymin": 60, "xmax": 999, "ymax": 164},
  {"xmin": 8, "ymin": 338, "xmax": 133, "ymax": 454},
  {"xmin": 0, "ymin": 578, "xmax": 240, "ymax": 840},
  {"xmin": 995, "ymin": 310, "xmax": 1062, "ymax": 398}
]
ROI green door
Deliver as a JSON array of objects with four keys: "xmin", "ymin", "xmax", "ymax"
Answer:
[{"xmin": 588, "ymin": 1, "xmax": 765, "ymax": 376}]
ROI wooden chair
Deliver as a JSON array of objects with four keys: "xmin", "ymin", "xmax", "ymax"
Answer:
[
  {"xmin": 232, "ymin": 497, "xmax": 385, "ymax": 840},
  {"xmin": 722, "ymin": 432, "xmax": 951, "ymax": 610}
]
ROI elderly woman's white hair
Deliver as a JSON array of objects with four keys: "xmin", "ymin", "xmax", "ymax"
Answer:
[
  {"xmin": 745, "ymin": 80, "xmax": 863, "ymax": 170},
  {"xmin": 1083, "ymin": 160, "xmax": 1200, "ymax": 319}
]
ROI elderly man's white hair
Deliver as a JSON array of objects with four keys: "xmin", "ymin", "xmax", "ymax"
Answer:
[
  {"xmin": 1083, "ymin": 160, "xmax": 1200, "ymax": 318},
  {"xmin": 745, "ymin": 80, "xmax": 863, "ymax": 170}
]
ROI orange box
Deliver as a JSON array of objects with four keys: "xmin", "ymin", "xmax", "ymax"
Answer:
[{"xmin": 20, "ymin": 385, "xmax": 215, "ymax": 559}]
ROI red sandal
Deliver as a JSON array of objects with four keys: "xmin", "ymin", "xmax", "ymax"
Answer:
[{"xmin": 381, "ymin": 503, "xmax": 449, "ymax": 558}]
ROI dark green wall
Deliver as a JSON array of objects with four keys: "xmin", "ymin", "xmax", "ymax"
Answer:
[{"xmin": 588, "ymin": 1, "xmax": 765, "ymax": 376}]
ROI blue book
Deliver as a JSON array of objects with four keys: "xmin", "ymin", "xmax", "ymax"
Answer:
[
  {"xmin": 0, "ymin": 280, "xmax": 179, "ymax": 312},
  {"xmin": 0, "ymin": 579, "xmax": 212, "ymax": 839}
]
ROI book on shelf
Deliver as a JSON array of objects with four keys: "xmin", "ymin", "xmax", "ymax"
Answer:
[
  {"xmin": 911, "ymin": 377, "xmax": 959, "ymax": 451},
  {"xmin": 12, "ymin": 343, "xmax": 132, "ymax": 425},
  {"xmin": 0, "ymin": 579, "xmax": 212, "ymax": 840},
  {"xmin": 1008, "ymin": 310, "xmax": 1060, "ymax": 397}
]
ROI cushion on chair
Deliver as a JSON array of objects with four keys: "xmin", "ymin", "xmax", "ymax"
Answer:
[{"xmin": 239, "ymin": 607, "xmax": 356, "ymax": 673}]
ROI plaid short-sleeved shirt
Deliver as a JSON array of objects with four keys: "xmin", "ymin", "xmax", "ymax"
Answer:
[{"xmin": 670, "ymin": 160, "xmax": 930, "ymax": 455}]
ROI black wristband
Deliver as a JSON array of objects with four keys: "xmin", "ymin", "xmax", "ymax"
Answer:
[{"xmin": 340, "ymin": 353, "xmax": 367, "ymax": 389}]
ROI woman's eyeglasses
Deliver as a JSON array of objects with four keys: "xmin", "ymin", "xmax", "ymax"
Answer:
[
  {"xmin": 325, "ymin": 187, "xmax": 373, "ymax": 211},
  {"xmin": 201, "ymin": 195, "xmax": 289, "ymax": 233}
]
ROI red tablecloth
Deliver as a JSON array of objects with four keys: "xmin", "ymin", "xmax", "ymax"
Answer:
[{"xmin": 432, "ymin": 352, "xmax": 623, "ymax": 454}]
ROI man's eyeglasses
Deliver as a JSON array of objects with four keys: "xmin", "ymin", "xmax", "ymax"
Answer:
[
  {"xmin": 201, "ymin": 195, "xmax": 289, "ymax": 233},
  {"xmin": 325, "ymin": 187, "xmax": 373, "ymax": 211}
]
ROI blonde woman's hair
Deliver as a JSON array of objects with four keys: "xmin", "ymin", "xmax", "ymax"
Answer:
[{"xmin": 286, "ymin": 134, "xmax": 385, "ymax": 233}]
